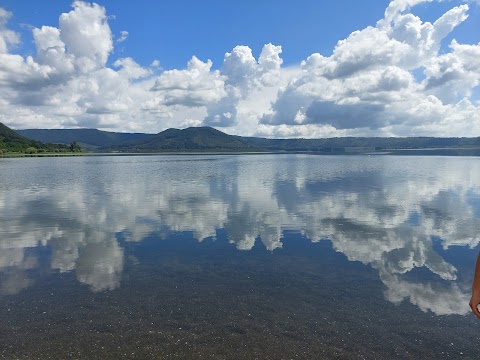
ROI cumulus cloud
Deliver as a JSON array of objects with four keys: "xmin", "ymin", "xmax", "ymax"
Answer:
[
  {"xmin": 422, "ymin": 40, "xmax": 480, "ymax": 103},
  {"xmin": 147, "ymin": 44, "xmax": 283, "ymax": 127},
  {"xmin": 0, "ymin": 1, "xmax": 285, "ymax": 133},
  {"xmin": 260, "ymin": 1, "xmax": 480, "ymax": 137},
  {"xmin": 0, "ymin": 0, "xmax": 479, "ymax": 136},
  {"xmin": 0, "ymin": 1, "xmax": 153, "ymax": 131},
  {"xmin": 59, "ymin": 1, "xmax": 113, "ymax": 69},
  {"xmin": 151, "ymin": 56, "xmax": 226, "ymax": 107},
  {"xmin": 203, "ymin": 43, "xmax": 283, "ymax": 127}
]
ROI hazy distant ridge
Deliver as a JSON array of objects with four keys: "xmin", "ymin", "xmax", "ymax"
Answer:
[
  {"xmin": 239, "ymin": 135, "xmax": 480, "ymax": 152},
  {"xmin": 16, "ymin": 126, "xmax": 480, "ymax": 153},
  {"xmin": 17, "ymin": 128, "xmax": 155, "ymax": 150}
]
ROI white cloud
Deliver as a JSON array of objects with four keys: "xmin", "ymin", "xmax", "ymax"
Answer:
[
  {"xmin": 151, "ymin": 56, "xmax": 226, "ymax": 107},
  {"xmin": 422, "ymin": 40, "xmax": 480, "ymax": 103},
  {"xmin": 117, "ymin": 30, "xmax": 128, "ymax": 43},
  {"xmin": 113, "ymin": 57, "xmax": 152, "ymax": 80},
  {"xmin": 58, "ymin": 1, "xmax": 113, "ymax": 69},
  {"xmin": 0, "ymin": 8, "xmax": 19, "ymax": 53},
  {"xmin": 260, "ymin": 1, "xmax": 480, "ymax": 137},
  {"xmin": 0, "ymin": 0, "xmax": 479, "ymax": 136},
  {"xmin": 203, "ymin": 43, "xmax": 283, "ymax": 127}
]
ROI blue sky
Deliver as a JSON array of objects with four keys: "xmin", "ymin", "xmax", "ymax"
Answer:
[
  {"xmin": 4, "ymin": 0, "xmax": 478, "ymax": 68},
  {"xmin": 2, "ymin": 0, "xmax": 388, "ymax": 68},
  {"xmin": 0, "ymin": 0, "xmax": 479, "ymax": 137}
]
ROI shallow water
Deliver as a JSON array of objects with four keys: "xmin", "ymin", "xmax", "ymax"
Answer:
[{"xmin": 1, "ymin": 154, "xmax": 480, "ymax": 358}]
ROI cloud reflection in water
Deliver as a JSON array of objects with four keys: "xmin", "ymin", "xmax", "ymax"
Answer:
[{"xmin": 0, "ymin": 155, "xmax": 479, "ymax": 316}]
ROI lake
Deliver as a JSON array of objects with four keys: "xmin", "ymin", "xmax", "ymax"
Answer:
[{"xmin": 1, "ymin": 154, "xmax": 480, "ymax": 359}]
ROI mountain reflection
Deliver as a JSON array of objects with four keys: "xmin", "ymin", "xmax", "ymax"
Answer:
[{"xmin": 1, "ymin": 155, "xmax": 479, "ymax": 316}]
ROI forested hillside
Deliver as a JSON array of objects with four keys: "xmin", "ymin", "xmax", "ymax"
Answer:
[
  {"xmin": 17, "ymin": 128, "xmax": 155, "ymax": 150},
  {"xmin": 16, "ymin": 125, "xmax": 480, "ymax": 154},
  {"xmin": 108, "ymin": 127, "xmax": 260, "ymax": 152},
  {"xmin": 0, "ymin": 123, "xmax": 76, "ymax": 154}
]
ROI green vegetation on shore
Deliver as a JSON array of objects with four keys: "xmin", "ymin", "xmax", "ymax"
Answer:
[{"xmin": 0, "ymin": 122, "xmax": 85, "ymax": 155}]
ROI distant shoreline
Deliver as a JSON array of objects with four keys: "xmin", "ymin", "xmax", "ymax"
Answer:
[{"xmin": 2, "ymin": 147, "xmax": 480, "ymax": 158}]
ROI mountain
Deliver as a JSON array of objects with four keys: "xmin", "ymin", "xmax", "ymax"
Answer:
[
  {"xmin": 109, "ymin": 127, "xmax": 259, "ymax": 152},
  {"xmin": 17, "ymin": 128, "xmax": 155, "ymax": 150},
  {"xmin": 0, "ymin": 122, "xmax": 71, "ymax": 154},
  {"xmin": 16, "ymin": 125, "xmax": 480, "ymax": 153}
]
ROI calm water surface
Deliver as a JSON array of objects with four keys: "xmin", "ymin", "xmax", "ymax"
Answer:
[{"xmin": 1, "ymin": 154, "xmax": 480, "ymax": 359}]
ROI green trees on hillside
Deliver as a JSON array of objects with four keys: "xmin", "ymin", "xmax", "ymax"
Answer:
[
  {"xmin": 69, "ymin": 141, "xmax": 82, "ymax": 152},
  {"xmin": 0, "ymin": 122, "xmax": 85, "ymax": 154},
  {"xmin": 25, "ymin": 147, "xmax": 38, "ymax": 154}
]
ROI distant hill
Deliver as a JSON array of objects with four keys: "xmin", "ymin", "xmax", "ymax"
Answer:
[
  {"xmin": 17, "ymin": 128, "xmax": 155, "ymax": 151},
  {"xmin": 109, "ymin": 127, "xmax": 260, "ymax": 152},
  {"xmin": 0, "ymin": 122, "xmax": 71, "ymax": 154},
  {"xmin": 16, "ymin": 125, "xmax": 480, "ymax": 154},
  {"xmin": 240, "ymin": 136, "xmax": 480, "ymax": 152}
]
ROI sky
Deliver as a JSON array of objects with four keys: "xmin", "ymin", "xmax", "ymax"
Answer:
[{"xmin": 0, "ymin": 0, "xmax": 479, "ymax": 138}]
